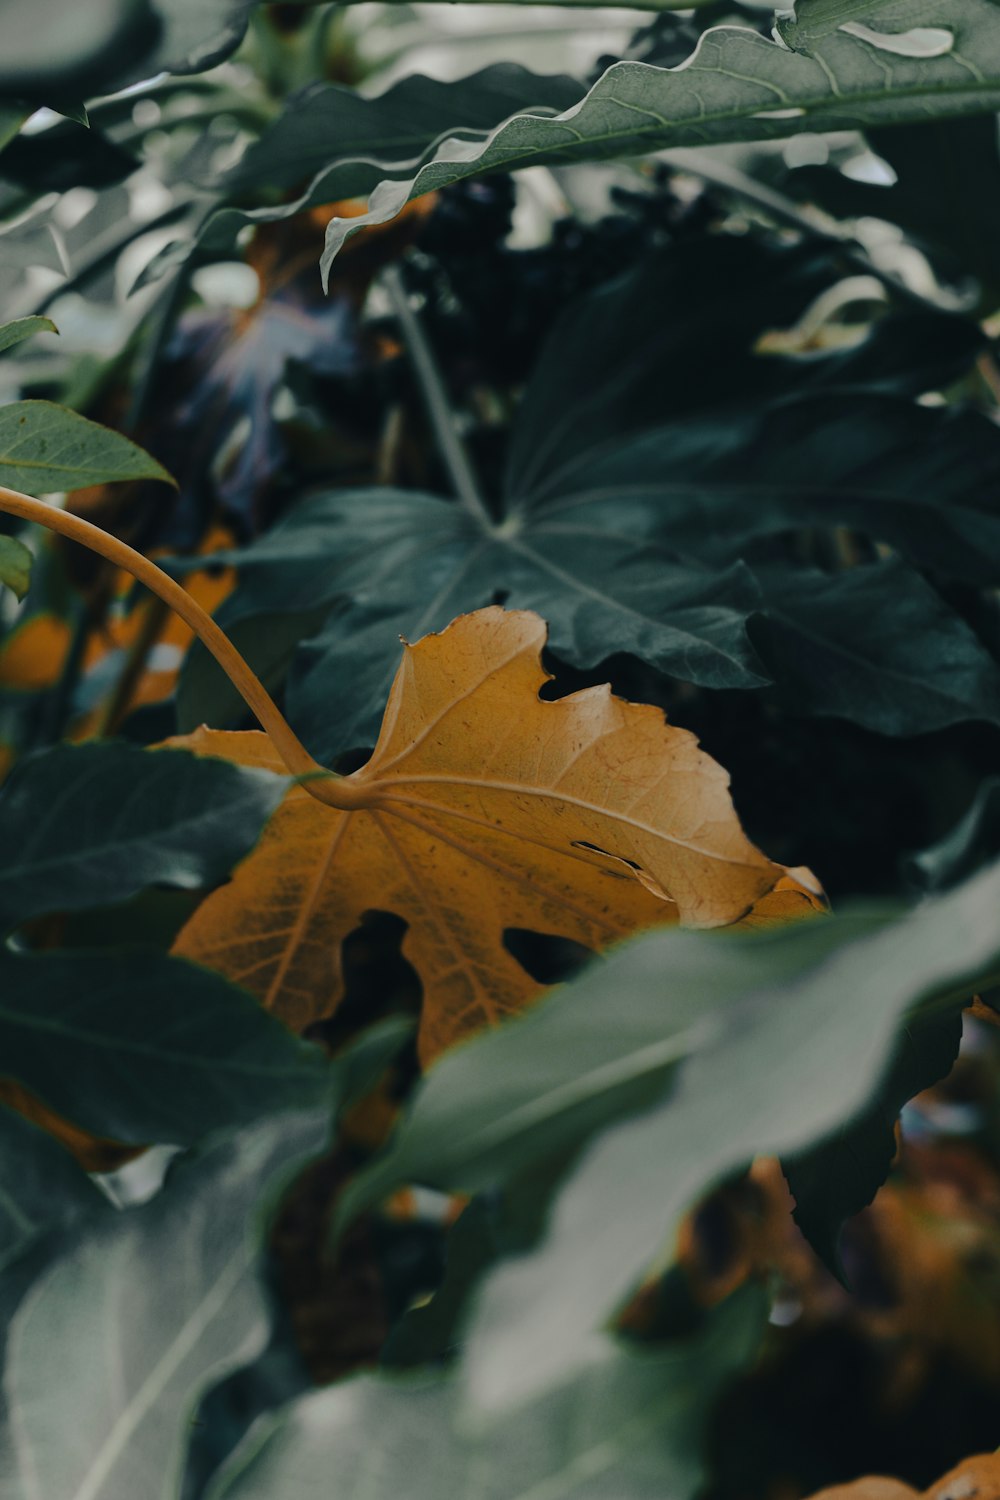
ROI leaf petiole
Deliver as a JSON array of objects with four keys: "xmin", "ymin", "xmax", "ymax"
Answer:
[{"xmin": 0, "ymin": 484, "xmax": 365, "ymax": 810}]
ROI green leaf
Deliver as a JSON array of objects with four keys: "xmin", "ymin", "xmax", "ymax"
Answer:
[
  {"xmin": 0, "ymin": 535, "xmax": 32, "ymax": 603},
  {"xmin": 336, "ymin": 917, "xmax": 859, "ymax": 1234},
  {"xmin": 783, "ymin": 1000, "xmax": 964, "ymax": 1276},
  {"xmin": 317, "ymin": 0, "xmax": 1000, "ymax": 276},
  {"xmin": 0, "ymin": 948, "xmax": 331, "ymax": 1144},
  {"xmin": 0, "ymin": 317, "xmax": 57, "ymax": 356},
  {"xmin": 205, "ymin": 1284, "xmax": 764, "ymax": 1500},
  {"xmin": 458, "ymin": 862, "xmax": 1000, "ymax": 1413},
  {"xmin": 0, "ymin": 0, "xmax": 157, "ymax": 99},
  {"xmin": 2, "ymin": 1109, "xmax": 330, "ymax": 1500},
  {"xmin": 226, "ymin": 65, "xmax": 582, "ymax": 195},
  {"xmin": 906, "ymin": 776, "xmax": 1000, "ymax": 891},
  {"xmin": 0, "ymin": 402, "xmax": 173, "ymax": 494},
  {"xmin": 0, "ymin": 742, "xmax": 288, "ymax": 934},
  {"xmin": 202, "ymin": 243, "xmax": 998, "ymax": 758},
  {"xmin": 0, "ymin": 1106, "xmax": 106, "ymax": 1275},
  {"xmin": 750, "ymin": 559, "xmax": 1000, "ymax": 735}
]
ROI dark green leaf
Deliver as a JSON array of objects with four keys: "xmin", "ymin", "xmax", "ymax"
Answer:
[
  {"xmin": 461, "ymin": 861, "xmax": 1000, "ymax": 1412},
  {"xmin": 0, "ymin": 1106, "xmax": 106, "ymax": 1275},
  {"xmin": 783, "ymin": 1000, "xmax": 964, "ymax": 1275},
  {"xmin": 318, "ymin": 0, "xmax": 1000, "ymax": 276},
  {"xmin": 793, "ymin": 115, "xmax": 1000, "ymax": 297},
  {"xmin": 205, "ymin": 1284, "xmax": 765, "ymax": 1500},
  {"xmin": 0, "ymin": 536, "xmax": 32, "ymax": 603},
  {"xmin": 750, "ymin": 559, "xmax": 1000, "ymax": 735},
  {"xmin": 177, "ymin": 607, "xmax": 329, "ymax": 734},
  {"xmin": 0, "ymin": 0, "xmax": 157, "ymax": 99},
  {"xmin": 0, "ymin": 317, "xmax": 57, "ymax": 355},
  {"xmin": 337, "ymin": 917, "xmax": 862, "ymax": 1232},
  {"xmin": 0, "ymin": 402, "xmax": 174, "ymax": 494},
  {"xmin": 0, "ymin": 742, "xmax": 288, "ymax": 934},
  {"xmin": 0, "ymin": 948, "xmax": 331, "ymax": 1144},
  {"xmin": 2, "ymin": 1109, "xmax": 330, "ymax": 1500},
  {"xmin": 905, "ymin": 776, "xmax": 1000, "ymax": 892},
  {"xmin": 227, "ymin": 65, "xmax": 583, "ymax": 194}
]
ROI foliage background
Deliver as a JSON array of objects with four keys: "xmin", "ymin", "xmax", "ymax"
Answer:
[{"xmin": 3, "ymin": 3, "xmax": 1000, "ymax": 1497}]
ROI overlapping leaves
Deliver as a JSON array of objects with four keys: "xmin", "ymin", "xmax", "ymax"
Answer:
[{"xmin": 192, "ymin": 236, "xmax": 1000, "ymax": 761}]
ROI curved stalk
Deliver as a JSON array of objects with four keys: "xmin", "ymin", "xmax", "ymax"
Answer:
[{"xmin": 0, "ymin": 485, "xmax": 366, "ymax": 810}]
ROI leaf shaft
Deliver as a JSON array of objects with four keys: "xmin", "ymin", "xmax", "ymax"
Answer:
[{"xmin": 0, "ymin": 485, "xmax": 365, "ymax": 809}]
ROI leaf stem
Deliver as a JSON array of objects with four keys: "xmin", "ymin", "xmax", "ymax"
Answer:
[
  {"xmin": 382, "ymin": 263, "xmax": 493, "ymax": 528},
  {"xmin": 0, "ymin": 484, "xmax": 366, "ymax": 809}
]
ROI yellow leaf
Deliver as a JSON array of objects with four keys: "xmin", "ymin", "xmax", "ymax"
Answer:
[{"xmin": 173, "ymin": 608, "xmax": 819, "ymax": 1061}]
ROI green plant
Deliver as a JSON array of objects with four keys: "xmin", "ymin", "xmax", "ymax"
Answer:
[{"xmin": 2, "ymin": 2, "xmax": 1000, "ymax": 1495}]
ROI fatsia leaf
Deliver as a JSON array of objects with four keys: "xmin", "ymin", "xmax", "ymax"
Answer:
[
  {"xmin": 0, "ymin": 536, "xmax": 31, "ymax": 603},
  {"xmin": 0, "ymin": 742, "xmax": 289, "ymax": 934},
  {"xmin": 462, "ymin": 860, "xmax": 1000, "ymax": 1414},
  {"xmin": 0, "ymin": 949, "xmax": 331, "ymax": 1144},
  {"xmin": 0, "ymin": 0, "xmax": 157, "ymax": 98},
  {"xmin": 204, "ymin": 1285, "xmax": 765, "ymax": 1500},
  {"xmin": 0, "ymin": 1106, "xmax": 105, "ymax": 1275},
  {"xmin": 226, "ymin": 65, "xmax": 583, "ymax": 195},
  {"xmin": 2, "ymin": 1109, "xmax": 330, "ymax": 1500},
  {"xmin": 0, "ymin": 317, "xmax": 57, "ymax": 356},
  {"xmin": 337, "ymin": 905, "xmax": 853, "ymax": 1235},
  {"xmin": 318, "ymin": 0, "xmax": 1000, "ymax": 277},
  {"xmin": 749, "ymin": 560, "xmax": 1000, "ymax": 735},
  {"xmin": 906, "ymin": 776, "xmax": 1000, "ymax": 892},
  {"xmin": 202, "ymin": 242, "xmax": 1000, "ymax": 759},
  {"xmin": 783, "ymin": 998, "xmax": 964, "ymax": 1276},
  {"xmin": 0, "ymin": 402, "xmax": 173, "ymax": 494},
  {"xmin": 172, "ymin": 608, "xmax": 810, "ymax": 1061}
]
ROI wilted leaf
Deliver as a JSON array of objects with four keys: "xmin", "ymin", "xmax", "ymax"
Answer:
[
  {"xmin": 2, "ymin": 1110, "xmax": 330, "ymax": 1500},
  {"xmin": 318, "ymin": 0, "xmax": 1000, "ymax": 276},
  {"xmin": 0, "ymin": 317, "xmax": 56, "ymax": 355},
  {"xmin": 0, "ymin": 535, "xmax": 31, "ymax": 602},
  {"xmin": 807, "ymin": 1452, "xmax": 1000, "ymax": 1497},
  {"xmin": 174, "ymin": 607, "xmax": 808, "ymax": 1059},
  {"xmin": 0, "ymin": 402, "xmax": 173, "ymax": 494}
]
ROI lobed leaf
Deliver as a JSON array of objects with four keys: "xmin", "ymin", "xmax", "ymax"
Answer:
[
  {"xmin": 172, "ymin": 608, "xmax": 811, "ymax": 1060},
  {"xmin": 317, "ymin": 0, "xmax": 1000, "ymax": 277},
  {"xmin": 461, "ymin": 860, "xmax": 1000, "ymax": 1413},
  {"xmin": 0, "ymin": 741, "xmax": 289, "ymax": 934},
  {"xmin": 204, "ymin": 1283, "xmax": 765, "ymax": 1500},
  {"xmin": 2, "ymin": 1109, "xmax": 330, "ymax": 1500}
]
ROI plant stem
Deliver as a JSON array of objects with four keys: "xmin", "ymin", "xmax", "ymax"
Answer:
[
  {"xmin": 382, "ymin": 263, "xmax": 492, "ymax": 527},
  {"xmin": 0, "ymin": 485, "xmax": 366, "ymax": 809}
]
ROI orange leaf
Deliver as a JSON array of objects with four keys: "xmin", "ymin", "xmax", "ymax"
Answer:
[{"xmin": 172, "ymin": 608, "xmax": 820, "ymax": 1061}]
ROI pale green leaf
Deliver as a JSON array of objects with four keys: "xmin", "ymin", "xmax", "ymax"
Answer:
[
  {"xmin": 319, "ymin": 0, "xmax": 1000, "ymax": 278},
  {"xmin": 2, "ymin": 1111, "xmax": 330, "ymax": 1500},
  {"xmin": 0, "ymin": 318, "xmax": 57, "ymax": 356},
  {"xmin": 463, "ymin": 863, "xmax": 1000, "ymax": 1412}
]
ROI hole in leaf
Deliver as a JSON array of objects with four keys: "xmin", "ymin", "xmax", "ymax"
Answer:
[
  {"xmin": 572, "ymin": 838, "xmax": 641, "ymax": 871},
  {"xmin": 839, "ymin": 22, "xmax": 953, "ymax": 56},
  {"xmin": 502, "ymin": 927, "xmax": 595, "ymax": 985}
]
